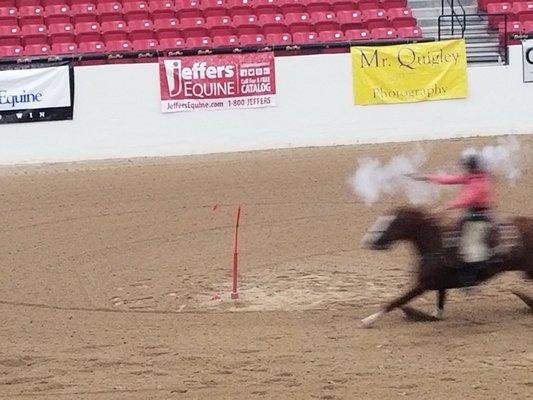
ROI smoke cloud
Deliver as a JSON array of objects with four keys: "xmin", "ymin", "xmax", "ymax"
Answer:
[
  {"xmin": 350, "ymin": 137, "xmax": 525, "ymax": 206},
  {"xmin": 349, "ymin": 146, "xmax": 440, "ymax": 206},
  {"xmin": 463, "ymin": 136, "xmax": 522, "ymax": 183}
]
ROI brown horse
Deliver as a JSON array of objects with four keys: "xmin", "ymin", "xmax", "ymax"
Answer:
[{"xmin": 360, "ymin": 207, "xmax": 533, "ymax": 327}]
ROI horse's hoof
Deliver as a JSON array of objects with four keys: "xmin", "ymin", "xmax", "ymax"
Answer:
[
  {"xmin": 360, "ymin": 311, "xmax": 384, "ymax": 328},
  {"xmin": 432, "ymin": 308, "xmax": 444, "ymax": 320}
]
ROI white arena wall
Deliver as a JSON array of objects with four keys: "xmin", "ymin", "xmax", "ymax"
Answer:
[{"xmin": 1, "ymin": 45, "xmax": 531, "ymax": 165}]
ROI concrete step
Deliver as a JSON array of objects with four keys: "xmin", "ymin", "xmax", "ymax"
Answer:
[
  {"xmin": 467, "ymin": 51, "xmax": 504, "ymax": 63},
  {"xmin": 408, "ymin": 0, "xmax": 478, "ymax": 7}
]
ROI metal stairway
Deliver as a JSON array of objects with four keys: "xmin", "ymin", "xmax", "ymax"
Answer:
[{"xmin": 409, "ymin": 0, "xmax": 505, "ymax": 64}]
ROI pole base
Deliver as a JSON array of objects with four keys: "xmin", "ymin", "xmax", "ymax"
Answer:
[{"xmin": 230, "ymin": 292, "xmax": 239, "ymax": 300}]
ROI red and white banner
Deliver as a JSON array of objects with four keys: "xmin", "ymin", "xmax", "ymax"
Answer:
[{"xmin": 159, "ymin": 52, "xmax": 276, "ymax": 113}]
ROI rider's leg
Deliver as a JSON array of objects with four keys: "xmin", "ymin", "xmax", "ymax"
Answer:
[{"xmin": 459, "ymin": 219, "xmax": 491, "ymax": 288}]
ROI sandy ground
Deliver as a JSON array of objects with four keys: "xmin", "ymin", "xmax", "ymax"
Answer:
[{"xmin": 0, "ymin": 136, "xmax": 531, "ymax": 400}]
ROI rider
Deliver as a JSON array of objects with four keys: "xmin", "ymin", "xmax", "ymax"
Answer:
[{"xmin": 415, "ymin": 153, "xmax": 494, "ymax": 287}]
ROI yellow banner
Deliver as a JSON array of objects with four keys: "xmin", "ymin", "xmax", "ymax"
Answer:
[{"xmin": 351, "ymin": 39, "xmax": 468, "ymax": 105}]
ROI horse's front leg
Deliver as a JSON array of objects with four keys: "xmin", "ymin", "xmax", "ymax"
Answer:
[{"xmin": 361, "ymin": 285, "xmax": 426, "ymax": 328}]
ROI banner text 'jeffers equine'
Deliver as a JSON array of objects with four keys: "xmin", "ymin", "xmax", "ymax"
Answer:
[{"xmin": 159, "ymin": 53, "xmax": 276, "ymax": 112}]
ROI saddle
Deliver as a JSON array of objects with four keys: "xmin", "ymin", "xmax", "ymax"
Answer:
[{"xmin": 442, "ymin": 217, "xmax": 522, "ymax": 263}]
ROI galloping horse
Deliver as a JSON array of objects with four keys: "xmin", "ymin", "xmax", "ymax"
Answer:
[{"xmin": 360, "ymin": 207, "xmax": 533, "ymax": 327}]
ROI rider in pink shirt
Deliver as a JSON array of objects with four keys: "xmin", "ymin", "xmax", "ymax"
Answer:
[{"xmin": 415, "ymin": 154, "xmax": 494, "ymax": 287}]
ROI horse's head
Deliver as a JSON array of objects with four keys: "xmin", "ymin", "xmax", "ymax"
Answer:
[{"xmin": 362, "ymin": 207, "xmax": 427, "ymax": 250}]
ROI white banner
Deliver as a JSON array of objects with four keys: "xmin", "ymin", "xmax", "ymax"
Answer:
[
  {"xmin": 523, "ymin": 39, "xmax": 533, "ymax": 83},
  {"xmin": 0, "ymin": 63, "xmax": 74, "ymax": 124}
]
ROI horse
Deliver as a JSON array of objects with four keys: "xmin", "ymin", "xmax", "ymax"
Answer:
[{"xmin": 360, "ymin": 207, "xmax": 533, "ymax": 327}]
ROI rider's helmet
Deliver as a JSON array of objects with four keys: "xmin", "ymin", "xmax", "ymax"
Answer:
[{"xmin": 461, "ymin": 153, "xmax": 484, "ymax": 174}]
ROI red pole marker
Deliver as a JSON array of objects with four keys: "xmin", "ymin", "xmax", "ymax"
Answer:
[{"xmin": 231, "ymin": 205, "xmax": 241, "ymax": 300}]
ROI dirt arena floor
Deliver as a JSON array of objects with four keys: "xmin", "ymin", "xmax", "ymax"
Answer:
[{"xmin": 0, "ymin": 136, "xmax": 531, "ymax": 399}]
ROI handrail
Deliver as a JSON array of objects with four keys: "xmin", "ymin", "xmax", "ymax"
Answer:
[{"xmin": 441, "ymin": 0, "xmax": 466, "ymax": 37}]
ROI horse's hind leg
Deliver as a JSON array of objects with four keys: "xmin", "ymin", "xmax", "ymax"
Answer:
[{"xmin": 361, "ymin": 285, "xmax": 425, "ymax": 327}]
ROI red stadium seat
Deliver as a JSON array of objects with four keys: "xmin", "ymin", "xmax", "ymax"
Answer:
[
  {"xmin": 154, "ymin": 17, "xmax": 180, "ymax": 38},
  {"xmin": 128, "ymin": 19, "xmax": 154, "ymax": 32},
  {"xmin": 0, "ymin": 0, "xmax": 15, "ymax": 6},
  {"xmin": 206, "ymin": 15, "xmax": 234, "ymax": 36},
  {"xmin": 101, "ymin": 20, "xmax": 128, "ymax": 42},
  {"xmin": 78, "ymin": 40, "xmax": 105, "ymax": 53},
  {"xmin": 212, "ymin": 34, "xmax": 239, "ymax": 46},
  {"xmin": 75, "ymin": 21, "xmax": 100, "ymax": 42},
  {"xmin": 0, "ymin": 35, "xmax": 19, "ymax": 45},
  {"xmin": 24, "ymin": 43, "xmax": 51, "ymax": 56},
  {"xmin": 175, "ymin": 0, "xmax": 202, "ymax": 19},
  {"xmin": 123, "ymin": 1, "xmax": 150, "ymax": 22},
  {"xmin": 186, "ymin": 35, "xmax": 212, "ymax": 47},
  {"xmin": 0, "ymin": 7, "xmax": 17, "ymax": 26},
  {"xmin": 285, "ymin": 12, "xmax": 313, "ymax": 33},
  {"xmin": 51, "ymin": 41, "xmax": 78, "ymax": 54},
  {"xmin": 71, "ymin": 4, "xmax": 98, "ymax": 24},
  {"xmin": 180, "ymin": 17, "xmax": 208, "ymax": 38},
  {"xmin": 239, "ymin": 32, "xmax": 265, "ymax": 45},
  {"xmin": 48, "ymin": 22, "xmax": 76, "ymax": 44},
  {"xmin": 337, "ymin": 10, "xmax": 363, "ymax": 30},
  {"xmin": 19, "ymin": 5, "xmax": 45, "ymax": 25},
  {"xmin": 105, "ymin": 39, "xmax": 133, "ymax": 51},
  {"xmin": 380, "ymin": 0, "xmax": 407, "ymax": 10},
  {"xmin": 305, "ymin": 0, "xmax": 331, "ymax": 13},
  {"xmin": 44, "ymin": 5, "xmax": 71, "ymax": 25},
  {"xmin": 132, "ymin": 37, "xmax": 158, "ymax": 49},
  {"xmin": 265, "ymin": 31, "xmax": 291, "ymax": 44},
  {"xmin": 317, "ymin": 29, "xmax": 344, "ymax": 41},
  {"xmin": 487, "ymin": 3, "xmax": 514, "ymax": 29},
  {"xmin": 280, "ymin": 0, "xmax": 306, "ymax": 15},
  {"xmin": 498, "ymin": 21, "xmax": 521, "ymax": 44},
  {"xmin": 363, "ymin": 8, "xmax": 389, "ymax": 30},
  {"xmin": 396, "ymin": 25, "xmax": 422, "ymax": 38},
  {"xmin": 358, "ymin": 0, "xmax": 380, "ymax": 11},
  {"xmin": 149, "ymin": 0, "xmax": 175, "ymax": 19},
  {"xmin": 21, "ymin": 23, "xmax": 47, "ymax": 45},
  {"xmin": 523, "ymin": 19, "xmax": 533, "ymax": 32},
  {"xmin": 201, "ymin": 0, "xmax": 227, "ymax": 18},
  {"xmin": 227, "ymin": 0, "xmax": 253, "ymax": 16},
  {"xmin": 331, "ymin": 0, "xmax": 357, "ymax": 12},
  {"xmin": 311, "ymin": 11, "xmax": 339, "ymax": 33},
  {"xmin": 17, "ymin": 0, "xmax": 41, "ymax": 5},
  {"xmin": 292, "ymin": 30, "xmax": 317, "ymax": 43},
  {"xmin": 514, "ymin": 2, "xmax": 533, "ymax": 23},
  {"xmin": 0, "ymin": 24, "xmax": 20, "ymax": 37},
  {"xmin": 371, "ymin": 26, "xmax": 397, "ymax": 39},
  {"xmin": 259, "ymin": 13, "xmax": 287, "ymax": 34},
  {"xmin": 97, "ymin": 2, "xmax": 123, "ymax": 23},
  {"xmin": 158, "ymin": 36, "xmax": 186, "ymax": 49},
  {"xmin": 233, "ymin": 14, "xmax": 261, "ymax": 35},
  {"xmin": 255, "ymin": 0, "xmax": 279, "ymax": 16},
  {"xmin": 101, "ymin": 20, "xmax": 128, "ymax": 33},
  {"xmin": 0, "ymin": 44, "xmax": 23, "ymax": 56},
  {"xmin": 345, "ymin": 28, "xmax": 370, "ymax": 40},
  {"xmin": 388, "ymin": 8, "xmax": 417, "ymax": 29}
]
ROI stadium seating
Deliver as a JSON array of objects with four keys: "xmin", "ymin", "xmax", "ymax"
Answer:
[
  {"xmin": 0, "ymin": 0, "xmax": 424, "ymax": 58},
  {"xmin": 484, "ymin": 0, "xmax": 533, "ymax": 45}
]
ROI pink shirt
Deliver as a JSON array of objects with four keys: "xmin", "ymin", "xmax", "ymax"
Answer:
[{"xmin": 425, "ymin": 173, "xmax": 493, "ymax": 210}]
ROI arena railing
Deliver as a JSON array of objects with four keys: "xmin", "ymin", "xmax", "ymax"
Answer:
[
  {"xmin": 438, "ymin": 13, "xmax": 509, "ymax": 64},
  {"xmin": 0, "ymin": 38, "xmax": 435, "ymax": 66}
]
